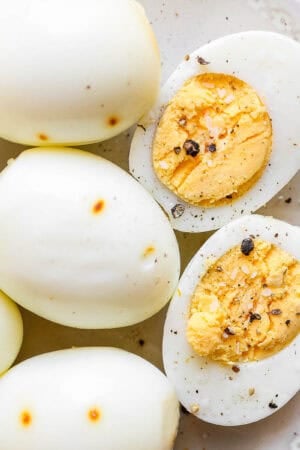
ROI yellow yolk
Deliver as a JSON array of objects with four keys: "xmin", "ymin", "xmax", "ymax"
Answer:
[
  {"xmin": 153, "ymin": 73, "xmax": 272, "ymax": 207},
  {"xmin": 187, "ymin": 239, "xmax": 300, "ymax": 363}
]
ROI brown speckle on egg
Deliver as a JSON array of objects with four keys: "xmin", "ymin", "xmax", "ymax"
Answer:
[
  {"xmin": 20, "ymin": 411, "xmax": 32, "ymax": 427},
  {"xmin": 92, "ymin": 200, "xmax": 105, "ymax": 214},
  {"xmin": 88, "ymin": 408, "xmax": 101, "ymax": 423},
  {"xmin": 107, "ymin": 116, "xmax": 119, "ymax": 127},
  {"xmin": 37, "ymin": 133, "xmax": 49, "ymax": 141},
  {"xmin": 143, "ymin": 246, "xmax": 155, "ymax": 257}
]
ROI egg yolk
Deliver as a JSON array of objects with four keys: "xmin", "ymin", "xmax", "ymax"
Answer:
[
  {"xmin": 153, "ymin": 73, "xmax": 272, "ymax": 207},
  {"xmin": 187, "ymin": 239, "xmax": 300, "ymax": 363}
]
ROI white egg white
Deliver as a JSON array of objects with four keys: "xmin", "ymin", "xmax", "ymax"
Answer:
[
  {"xmin": 0, "ymin": 148, "xmax": 180, "ymax": 329},
  {"xmin": 0, "ymin": 347, "xmax": 179, "ymax": 450},
  {"xmin": 163, "ymin": 214, "xmax": 300, "ymax": 426},
  {"xmin": 0, "ymin": 291, "xmax": 23, "ymax": 375},
  {"xmin": 0, "ymin": 0, "xmax": 160, "ymax": 146},
  {"xmin": 130, "ymin": 31, "xmax": 300, "ymax": 232}
]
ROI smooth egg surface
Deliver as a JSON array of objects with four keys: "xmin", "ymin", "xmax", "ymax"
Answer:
[
  {"xmin": 163, "ymin": 215, "xmax": 300, "ymax": 426},
  {"xmin": 130, "ymin": 31, "xmax": 300, "ymax": 232},
  {"xmin": 0, "ymin": 148, "xmax": 180, "ymax": 328},
  {"xmin": 0, "ymin": 0, "xmax": 160, "ymax": 146},
  {"xmin": 0, "ymin": 347, "xmax": 179, "ymax": 450},
  {"xmin": 0, "ymin": 291, "xmax": 23, "ymax": 375}
]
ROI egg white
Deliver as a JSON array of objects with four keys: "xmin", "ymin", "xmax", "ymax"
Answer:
[
  {"xmin": 163, "ymin": 214, "xmax": 300, "ymax": 426},
  {"xmin": 0, "ymin": 291, "xmax": 23, "ymax": 375},
  {"xmin": 0, "ymin": 347, "xmax": 179, "ymax": 450},
  {"xmin": 0, "ymin": 0, "xmax": 160, "ymax": 146},
  {"xmin": 0, "ymin": 148, "xmax": 180, "ymax": 329},
  {"xmin": 130, "ymin": 31, "xmax": 300, "ymax": 232}
]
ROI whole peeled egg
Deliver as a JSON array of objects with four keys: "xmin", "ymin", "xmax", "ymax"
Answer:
[
  {"xmin": 0, "ymin": 0, "xmax": 160, "ymax": 146},
  {"xmin": 0, "ymin": 148, "xmax": 180, "ymax": 328},
  {"xmin": 0, "ymin": 291, "xmax": 23, "ymax": 375},
  {"xmin": 0, "ymin": 347, "xmax": 179, "ymax": 450}
]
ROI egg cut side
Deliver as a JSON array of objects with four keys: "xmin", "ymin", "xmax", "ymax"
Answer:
[
  {"xmin": 163, "ymin": 214, "xmax": 300, "ymax": 426},
  {"xmin": 130, "ymin": 31, "xmax": 300, "ymax": 232},
  {"xmin": 0, "ymin": 148, "xmax": 180, "ymax": 329},
  {"xmin": 0, "ymin": 347, "xmax": 179, "ymax": 450},
  {"xmin": 0, "ymin": 0, "xmax": 160, "ymax": 146}
]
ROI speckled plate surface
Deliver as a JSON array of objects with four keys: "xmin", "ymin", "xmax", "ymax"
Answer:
[{"xmin": 3, "ymin": 0, "xmax": 299, "ymax": 449}]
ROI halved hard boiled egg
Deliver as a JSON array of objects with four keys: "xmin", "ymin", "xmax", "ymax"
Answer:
[
  {"xmin": 0, "ymin": 347, "xmax": 179, "ymax": 450},
  {"xmin": 0, "ymin": 291, "xmax": 23, "ymax": 375},
  {"xmin": 0, "ymin": 148, "xmax": 180, "ymax": 329},
  {"xmin": 163, "ymin": 214, "xmax": 300, "ymax": 426},
  {"xmin": 130, "ymin": 31, "xmax": 300, "ymax": 232},
  {"xmin": 0, "ymin": 0, "xmax": 160, "ymax": 146}
]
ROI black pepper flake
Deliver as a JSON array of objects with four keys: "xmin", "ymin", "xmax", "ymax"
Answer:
[
  {"xmin": 184, "ymin": 139, "xmax": 200, "ymax": 157},
  {"xmin": 171, "ymin": 203, "xmax": 185, "ymax": 219},
  {"xmin": 173, "ymin": 146, "xmax": 181, "ymax": 155},
  {"xmin": 138, "ymin": 339, "xmax": 145, "ymax": 347},
  {"xmin": 224, "ymin": 327, "xmax": 235, "ymax": 336},
  {"xmin": 226, "ymin": 194, "xmax": 233, "ymax": 199},
  {"xmin": 232, "ymin": 365, "xmax": 240, "ymax": 373},
  {"xmin": 216, "ymin": 266, "xmax": 223, "ymax": 272},
  {"xmin": 208, "ymin": 143, "xmax": 217, "ymax": 153},
  {"xmin": 241, "ymin": 237, "xmax": 255, "ymax": 256},
  {"xmin": 285, "ymin": 320, "xmax": 291, "ymax": 326},
  {"xmin": 197, "ymin": 56, "xmax": 210, "ymax": 65},
  {"xmin": 137, "ymin": 124, "xmax": 146, "ymax": 132},
  {"xmin": 249, "ymin": 312, "xmax": 262, "ymax": 323},
  {"xmin": 285, "ymin": 197, "xmax": 292, "ymax": 204},
  {"xmin": 180, "ymin": 405, "xmax": 190, "ymax": 415},
  {"xmin": 268, "ymin": 402, "xmax": 278, "ymax": 409},
  {"xmin": 274, "ymin": 233, "xmax": 279, "ymax": 238},
  {"xmin": 270, "ymin": 309, "xmax": 282, "ymax": 316}
]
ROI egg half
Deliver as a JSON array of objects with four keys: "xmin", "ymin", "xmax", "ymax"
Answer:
[
  {"xmin": 130, "ymin": 31, "xmax": 300, "ymax": 232},
  {"xmin": 163, "ymin": 214, "xmax": 300, "ymax": 426},
  {"xmin": 0, "ymin": 347, "xmax": 179, "ymax": 450},
  {"xmin": 0, "ymin": 148, "xmax": 180, "ymax": 329},
  {"xmin": 0, "ymin": 0, "xmax": 160, "ymax": 146},
  {"xmin": 0, "ymin": 291, "xmax": 23, "ymax": 375}
]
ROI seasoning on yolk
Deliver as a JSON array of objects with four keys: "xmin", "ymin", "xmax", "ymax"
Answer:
[
  {"xmin": 153, "ymin": 73, "xmax": 272, "ymax": 207},
  {"xmin": 187, "ymin": 239, "xmax": 300, "ymax": 363}
]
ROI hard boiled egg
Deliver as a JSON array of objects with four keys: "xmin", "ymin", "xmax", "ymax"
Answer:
[
  {"xmin": 0, "ymin": 291, "xmax": 23, "ymax": 375},
  {"xmin": 0, "ymin": 0, "xmax": 160, "ymax": 146},
  {"xmin": 163, "ymin": 214, "xmax": 300, "ymax": 426},
  {"xmin": 130, "ymin": 31, "xmax": 300, "ymax": 232},
  {"xmin": 0, "ymin": 148, "xmax": 180, "ymax": 329},
  {"xmin": 0, "ymin": 347, "xmax": 179, "ymax": 450}
]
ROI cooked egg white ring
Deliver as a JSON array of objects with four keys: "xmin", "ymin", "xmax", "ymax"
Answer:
[
  {"xmin": 163, "ymin": 215, "xmax": 300, "ymax": 426},
  {"xmin": 130, "ymin": 31, "xmax": 300, "ymax": 232}
]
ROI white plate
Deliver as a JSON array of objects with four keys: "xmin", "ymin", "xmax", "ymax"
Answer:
[{"xmin": 2, "ymin": 0, "xmax": 299, "ymax": 449}]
